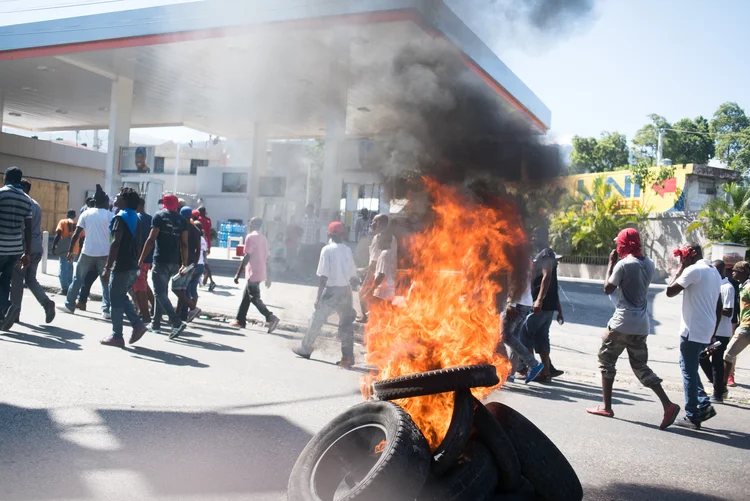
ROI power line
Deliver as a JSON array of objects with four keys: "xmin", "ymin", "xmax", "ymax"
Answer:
[{"xmin": 664, "ymin": 127, "xmax": 748, "ymax": 139}]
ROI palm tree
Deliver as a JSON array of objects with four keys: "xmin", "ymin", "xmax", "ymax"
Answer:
[
  {"xmin": 550, "ymin": 176, "xmax": 645, "ymax": 256},
  {"xmin": 687, "ymin": 182, "xmax": 750, "ymax": 244}
]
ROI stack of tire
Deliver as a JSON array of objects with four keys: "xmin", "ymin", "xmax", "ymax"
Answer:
[{"xmin": 288, "ymin": 365, "xmax": 583, "ymax": 501}]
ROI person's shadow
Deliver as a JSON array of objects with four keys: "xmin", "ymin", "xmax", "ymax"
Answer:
[{"xmin": 128, "ymin": 346, "xmax": 208, "ymax": 368}]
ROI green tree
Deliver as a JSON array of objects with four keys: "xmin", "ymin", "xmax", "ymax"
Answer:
[
  {"xmin": 570, "ymin": 131, "xmax": 630, "ymax": 173},
  {"xmin": 671, "ymin": 116, "xmax": 715, "ymax": 165},
  {"xmin": 632, "ymin": 114, "xmax": 674, "ymax": 165},
  {"xmin": 550, "ymin": 176, "xmax": 646, "ymax": 256},
  {"xmin": 687, "ymin": 182, "xmax": 750, "ymax": 244},
  {"xmin": 712, "ymin": 102, "xmax": 750, "ymax": 171}
]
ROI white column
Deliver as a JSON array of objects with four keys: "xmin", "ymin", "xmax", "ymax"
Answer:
[
  {"xmin": 104, "ymin": 76, "xmax": 133, "ymax": 196},
  {"xmin": 345, "ymin": 183, "xmax": 359, "ymax": 240},
  {"xmin": 251, "ymin": 123, "xmax": 268, "ymax": 219},
  {"xmin": 320, "ymin": 36, "xmax": 350, "ymax": 233},
  {"xmin": 0, "ymin": 91, "xmax": 4, "ymax": 131}
]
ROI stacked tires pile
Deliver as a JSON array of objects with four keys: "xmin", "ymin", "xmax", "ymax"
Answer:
[{"xmin": 288, "ymin": 365, "xmax": 583, "ymax": 501}]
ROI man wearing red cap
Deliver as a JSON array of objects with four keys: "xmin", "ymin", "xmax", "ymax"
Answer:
[
  {"xmin": 587, "ymin": 228, "xmax": 681, "ymax": 429},
  {"xmin": 293, "ymin": 221, "xmax": 359, "ymax": 368}
]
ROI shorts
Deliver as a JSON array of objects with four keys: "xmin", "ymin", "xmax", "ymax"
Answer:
[
  {"xmin": 598, "ymin": 328, "xmax": 661, "ymax": 387},
  {"xmin": 522, "ymin": 310, "xmax": 554, "ymax": 353},
  {"xmin": 133, "ymin": 263, "xmax": 151, "ymax": 292},
  {"xmin": 171, "ymin": 267, "xmax": 192, "ymax": 290},
  {"xmin": 724, "ymin": 326, "xmax": 750, "ymax": 363}
]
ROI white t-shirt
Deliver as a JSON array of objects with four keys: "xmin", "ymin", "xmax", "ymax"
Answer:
[
  {"xmin": 77, "ymin": 208, "xmax": 114, "ymax": 257},
  {"xmin": 374, "ymin": 248, "xmax": 397, "ymax": 300},
  {"xmin": 607, "ymin": 256, "xmax": 655, "ymax": 335},
  {"xmin": 717, "ymin": 277, "xmax": 735, "ymax": 338},
  {"xmin": 675, "ymin": 259, "xmax": 722, "ymax": 344},
  {"xmin": 369, "ymin": 233, "xmax": 398, "ymax": 265},
  {"xmin": 317, "ymin": 241, "xmax": 357, "ymax": 287},
  {"xmin": 198, "ymin": 237, "xmax": 208, "ymax": 265}
]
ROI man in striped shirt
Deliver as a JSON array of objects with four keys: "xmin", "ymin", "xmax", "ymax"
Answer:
[{"xmin": 0, "ymin": 166, "xmax": 32, "ymax": 325}]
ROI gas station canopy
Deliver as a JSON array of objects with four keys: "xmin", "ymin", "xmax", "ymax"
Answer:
[{"xmin": 0, "ymin": 0, "xmax": 550, "ymax": 139}]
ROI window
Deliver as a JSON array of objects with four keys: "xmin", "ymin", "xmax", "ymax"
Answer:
[
  {"xmin": 190, "ymin": 159, "xmax": 208, "ymax": 175},
  {"xmin": 222, "ymin": 173, "xmax": 248, "ymax": 193},
  {"xmin": 153, "ymin": 156, "xmax": 165, "ymax": 173},
  {"xmin": 698, "ymin": 178, "xmax": 716, "ymax": 195}
]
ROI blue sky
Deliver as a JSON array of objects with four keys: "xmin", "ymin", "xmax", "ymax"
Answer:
[{"xmin": 458, "ymin": 0, "xmax": 750, "ymax": 144}]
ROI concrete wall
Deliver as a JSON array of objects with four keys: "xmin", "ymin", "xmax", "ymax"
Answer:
[
  {"xmin": 0, "ymin": 132, "xmax": 105, "ymax": 211},
  {"xmin": 195, "ymin": 166, "xmax": 252, "ymax": 229}
]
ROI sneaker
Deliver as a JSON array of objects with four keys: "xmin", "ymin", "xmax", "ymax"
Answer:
[
  {"xmin": 44, "ymin": 301, "xmax": 56, "ymax": 324},
  {"xmin": 723, "ymin": 389, "xmax": 729, "ymax": 400},
  {"xmin": 148, "ymin": 323, "xmax": 162, "ymax": 333},
  {"xmin": 550, "ymin": 368, "xmax": 565, "ymax": 378},
  {"xmin": 525, "ymin": 363, "xmax": 545, "ymax": 384},
  {"xmin": 0, "ymin": 305, "xmax": 19, "ymax": 331},
  {"xmin": 229, "ymin": 320, "xmax": 244, "ymax": 328},
  {"xmin": 129, "ymin": 323, "xmax": 148, "ymax": 345},
  {"xmin": 186, "ymin": 308, "xmax": 202, "ymax": 323},
  {"xmin": 659, "ymin": 403, "xmax": 680, "ymax": 430},
  {"xmin": 76, "ymin": 302, "xmax": 87, "ymax": 311},
  {"xmin": 100, "ymin": 335, "xmax": 125, "ymax": 348},
  {"xmin": 710, "ymin": 395, "xmax": 724, "ymax": 404},
  {"xmin": 267, "ymin": 315, "xmax": 280, "ymax": 334},
  {"xmin": 208, "ymin": 282, "xmax": 216, "ymax": 292},
  {"xmin": 700, "ymin": 405, "xmax": 717, "ymax": 423},
  {"xmin": 58, "ymin": 304, "xmax": 75, "ymax": 314},
  {"xmin": 727, "ymin": 376, "xmax": 736, "ymax": 387},
  {"xmin": 336, "ymin": 356, "xmax": 355, "ymax": 370},
  {"xmin": 674, "ymin": 416, "xmax": 701, "ymax": 430},
  {"xmin": 169, "ymin": 322, "xmax": 187, "ymax": 340},
  {"xmin": 506, "ymin": 375, "xmax": 515, "ymax": 383},
  {"xmin": 292, "ymin": 347, "xmax": 311, "ymax": 359},
  {"xmin": 102, "ymin": 311, "xmax": 111, "ymax": 320}
]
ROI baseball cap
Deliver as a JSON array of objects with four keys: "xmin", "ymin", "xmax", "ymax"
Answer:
[{"xmin": 328, "ymin": 221, "xmax": 345, "ymax": 236}]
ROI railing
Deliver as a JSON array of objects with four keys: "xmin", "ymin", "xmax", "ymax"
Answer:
[{"xmin": 557, "ymin": 255, "xmax": 609, "ymax": 266}]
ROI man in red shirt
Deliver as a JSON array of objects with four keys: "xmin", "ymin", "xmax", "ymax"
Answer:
[{"xmin": 196, "ymin": 206, "xmax": 216, "ymax": 291}]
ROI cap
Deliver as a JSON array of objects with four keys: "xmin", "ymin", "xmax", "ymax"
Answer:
[
  {"xmin": 180, "ymin": 206, "xmax": 193, "ymax": 219},
  {"xmin": 192, "ymin": 209, "xmax": 201, "ymax": 219},
  {"xmin": 328, "ymin": 221, "xmax": 345, "ymax": 236},
  {"xmin": 732, "ymin": 261, "xmax": 749, "ymax": 272}
]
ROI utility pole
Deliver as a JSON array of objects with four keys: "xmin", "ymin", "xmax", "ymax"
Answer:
[{"xmin": 656, "ymin": 129, "xmax": 664, "ymax": 167}]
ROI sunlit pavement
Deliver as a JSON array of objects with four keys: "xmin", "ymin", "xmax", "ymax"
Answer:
[{"xmin": 1, "ymin": 290, "xmax": 748, "ymax": 501}]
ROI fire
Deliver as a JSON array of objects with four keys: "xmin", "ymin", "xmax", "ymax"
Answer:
[{"xmin": 364, "ymin": 179, "xmax": 529, "ymax": 449}]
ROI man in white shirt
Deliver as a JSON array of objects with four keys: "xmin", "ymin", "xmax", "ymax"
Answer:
[
  {"xmin": 293, "ymin": 221, "xmax": 359, "ymax": 369},
  {"xmin": 60, "ymin": 185, "xmax": 113, "ymax": 318},
  {"xmin": 666, "ymin": 242, "xmax": 722, "ymax": 429},
  {"xmin": 699, "ymin": 260, "xmax": 734, "ymax": 403},
  {"xmin": 358, "ymin": 214, "xmax": 397, "ymax": 322}
]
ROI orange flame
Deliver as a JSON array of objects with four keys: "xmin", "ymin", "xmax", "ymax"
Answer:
[{"xmin": 363, "ymin": 179, "xmax": 529, "ymax": 449}]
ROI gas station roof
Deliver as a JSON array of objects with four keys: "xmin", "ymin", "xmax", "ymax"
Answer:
[{"xmin": 0, "ymin": 0, "xmax": 551, "ymax": 139}]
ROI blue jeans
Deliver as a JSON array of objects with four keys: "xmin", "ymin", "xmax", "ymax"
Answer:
[
  {"xmin": 522, "ymin": 310, "xmax": 555, "ymax": 354},
  {"xmin": 109, "ymin": 270, "xmax": 144, "ymax": 339},
  {"xmin": 680, "ymin": 336, "xmax": 711, "ymax": 421},
  {"xmin": 0, "ymin": 254, "xmax": 19, "ymax": 316},
  {"xmin": 186, "ymin": 264, "xmax": 204, "ymax": 300},
  {"xmin": 501, "ymin": 304, "xmax": 539, "ymax": 373},
  {"xmin": 152, "ymin": 262, "xmax": 181, "ymax": 328},
  {"xmin": 59, "ymin": 257, "xmax": 74, "ymax": 294},
  {"xmin": 65, "ymin": 254, "xmax": 111, "ymax": 313}
]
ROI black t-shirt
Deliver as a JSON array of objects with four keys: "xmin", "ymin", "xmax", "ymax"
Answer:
[
  {"xmin": 152, "ymin": 210, "xmax": 187, "ymax": 265},
  {"xmin": 111, "ymin": 215, "xmax": 139, "ymax": 272},
  {"xmin": 532, "ymin": 248, "xmax": 560, "ymax": 311},
  {"xmin": 185, "ymin": 222, "xmax": 202, "ymax": 265},
  {"xmin": 729, "ymin": 277, "xmax": 741, "ymax": 324}
]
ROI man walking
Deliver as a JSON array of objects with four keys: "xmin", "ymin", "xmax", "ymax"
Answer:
[
  {"xmin": 100, "ymin": 187, "xmax": 148, "ymax": 347},
  {"xmin": 177, "ymin": 206, "xmax": 203, "ymax": 323},
  {"xmin": 724, "ymin": 261, "xmax": 750, "ymax": 392},
  {"xmin": 3, "ymin": 179, "xmax": 56, "ymax": 330},
  {"xmin": 196, "ymin": 206, "xmax": 216, "ymax": 291},
  {"xmin": 586, "ymin": 228, "xmax": 680, "ymax": 428},
  {"xmin": 138, "ymin": 194, "xmax": 188, "ymax": 339},
  {"xmin": 52, "ymin": 209, "xmax": 79, "ymax": 295},
  {"xmin": 293, "ymin": 222, "xmax": 359, "ymax": 369},
  {"xmin": 666, "ymin": 242, "xmax": 722, "ymax": 429},
  {"xmin": 133, "ymin": 197, "xmax": 154, "ymax": 323},
  {"xmin": 230, "ymin": 217, "xmax": 280, "ymax": 332},
  {"xmin": 0, "ymin": 167, "xmax": 32, "ymax": 325},
  {"xmin": 60, "ymin": 185, "xmax": 113, "ymax": 318},
  {"xmin": 523, "ymin": 247, "xmax": 564, "ymax": 383},
  {"xmin": 699, "ymin": 260, "xmax": 734, "ymax": 403}
]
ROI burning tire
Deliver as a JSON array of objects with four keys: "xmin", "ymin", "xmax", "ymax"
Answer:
[
  {"xmin": 418, "ymin": 441, "xmax": 499, "ymax": 501},
  {"xmin": 471, "ymin": 398, "xmax": 522, "ymax": 492},
  {"xmin": 372, "ymin": 365, "xmax": 500, "ymax": 400},
  {"xmin": 485, "ymin": 402, "xmax": 583, "ymax": 501},
  {"xmin": 489, "ymin": 477, "xmax": 537, "ymax": 501},
  {"xmin": 288, "ymin": 401, "xmax": 431, "ymax": 501},
  {"xmin": 431, "ymin": 389, "xmax": 473, "ymax": 476}
]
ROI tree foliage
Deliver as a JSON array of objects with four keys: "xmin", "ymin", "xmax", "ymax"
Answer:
[
  {"xmin": 630, "ymin": 160, "xmax": 677, "ymax": 195},
  {"xmin": 632, "ymin": 114, "xmax": 674, "ymax": 166},
  {"xmin": 671, "ymin": 116, "xmax": 715, "ymax": 165},
  {"xmin": 570, "ymin": 131, "xmax": 630, "ymax": 173},
  {"xmin": 687, "ymin": 182, "xmax": 750, "ymax": 244},
  {"xmin": 550, "ymin": 176, "xmax": 647, "ymax": 256},
  {"xmin": 712, "ymin": 102, "xmax": 750, "ymax": 172}
]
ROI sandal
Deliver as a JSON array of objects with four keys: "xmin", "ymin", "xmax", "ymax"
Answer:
[
  {"xmin": 586, "ymin": 406, "xmax": 614, "ymax": 418},
  {"xmin": 660, "ymin": 403, "xmax": 680, "ymax": 430}
]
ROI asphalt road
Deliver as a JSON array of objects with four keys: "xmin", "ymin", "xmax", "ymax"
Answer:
[{"xmin": 1, "ymin": 288, "xmax": 748, "ymax": 501}]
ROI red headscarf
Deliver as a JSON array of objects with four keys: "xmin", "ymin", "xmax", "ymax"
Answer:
[
  {"xmin": 616, "ymin": 228, "xmax": 643, "ymax": 258},
  {"xmin": 162, "ymin": 194, "xmax": 179, "ymax": 212}
]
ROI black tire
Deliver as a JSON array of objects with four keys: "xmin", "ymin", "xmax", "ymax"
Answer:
[
  {"xmin": 489, "ymin": 477, "xmax": 538, "ymax": 501},
  {"xmin": 485, "ymin": 402, "xmax": 582, "ymax": 501},
  {"xmin": 288, "ymin": 401, "xmax": 431, "ymax": 501},
  {"xmin": 418, "ymin": 441, "xmax": 499, "ymax": 501},
  {"xmin": 431, "ymin": 390, "xmax": 474, "ymax": 477},
  {"xmin": 471, "ymin": 399, "xmax": 522, "ymax": 492},
  {"xmin": 372, "ymin": 365, "xmax": 499, "ymax": 400}
]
